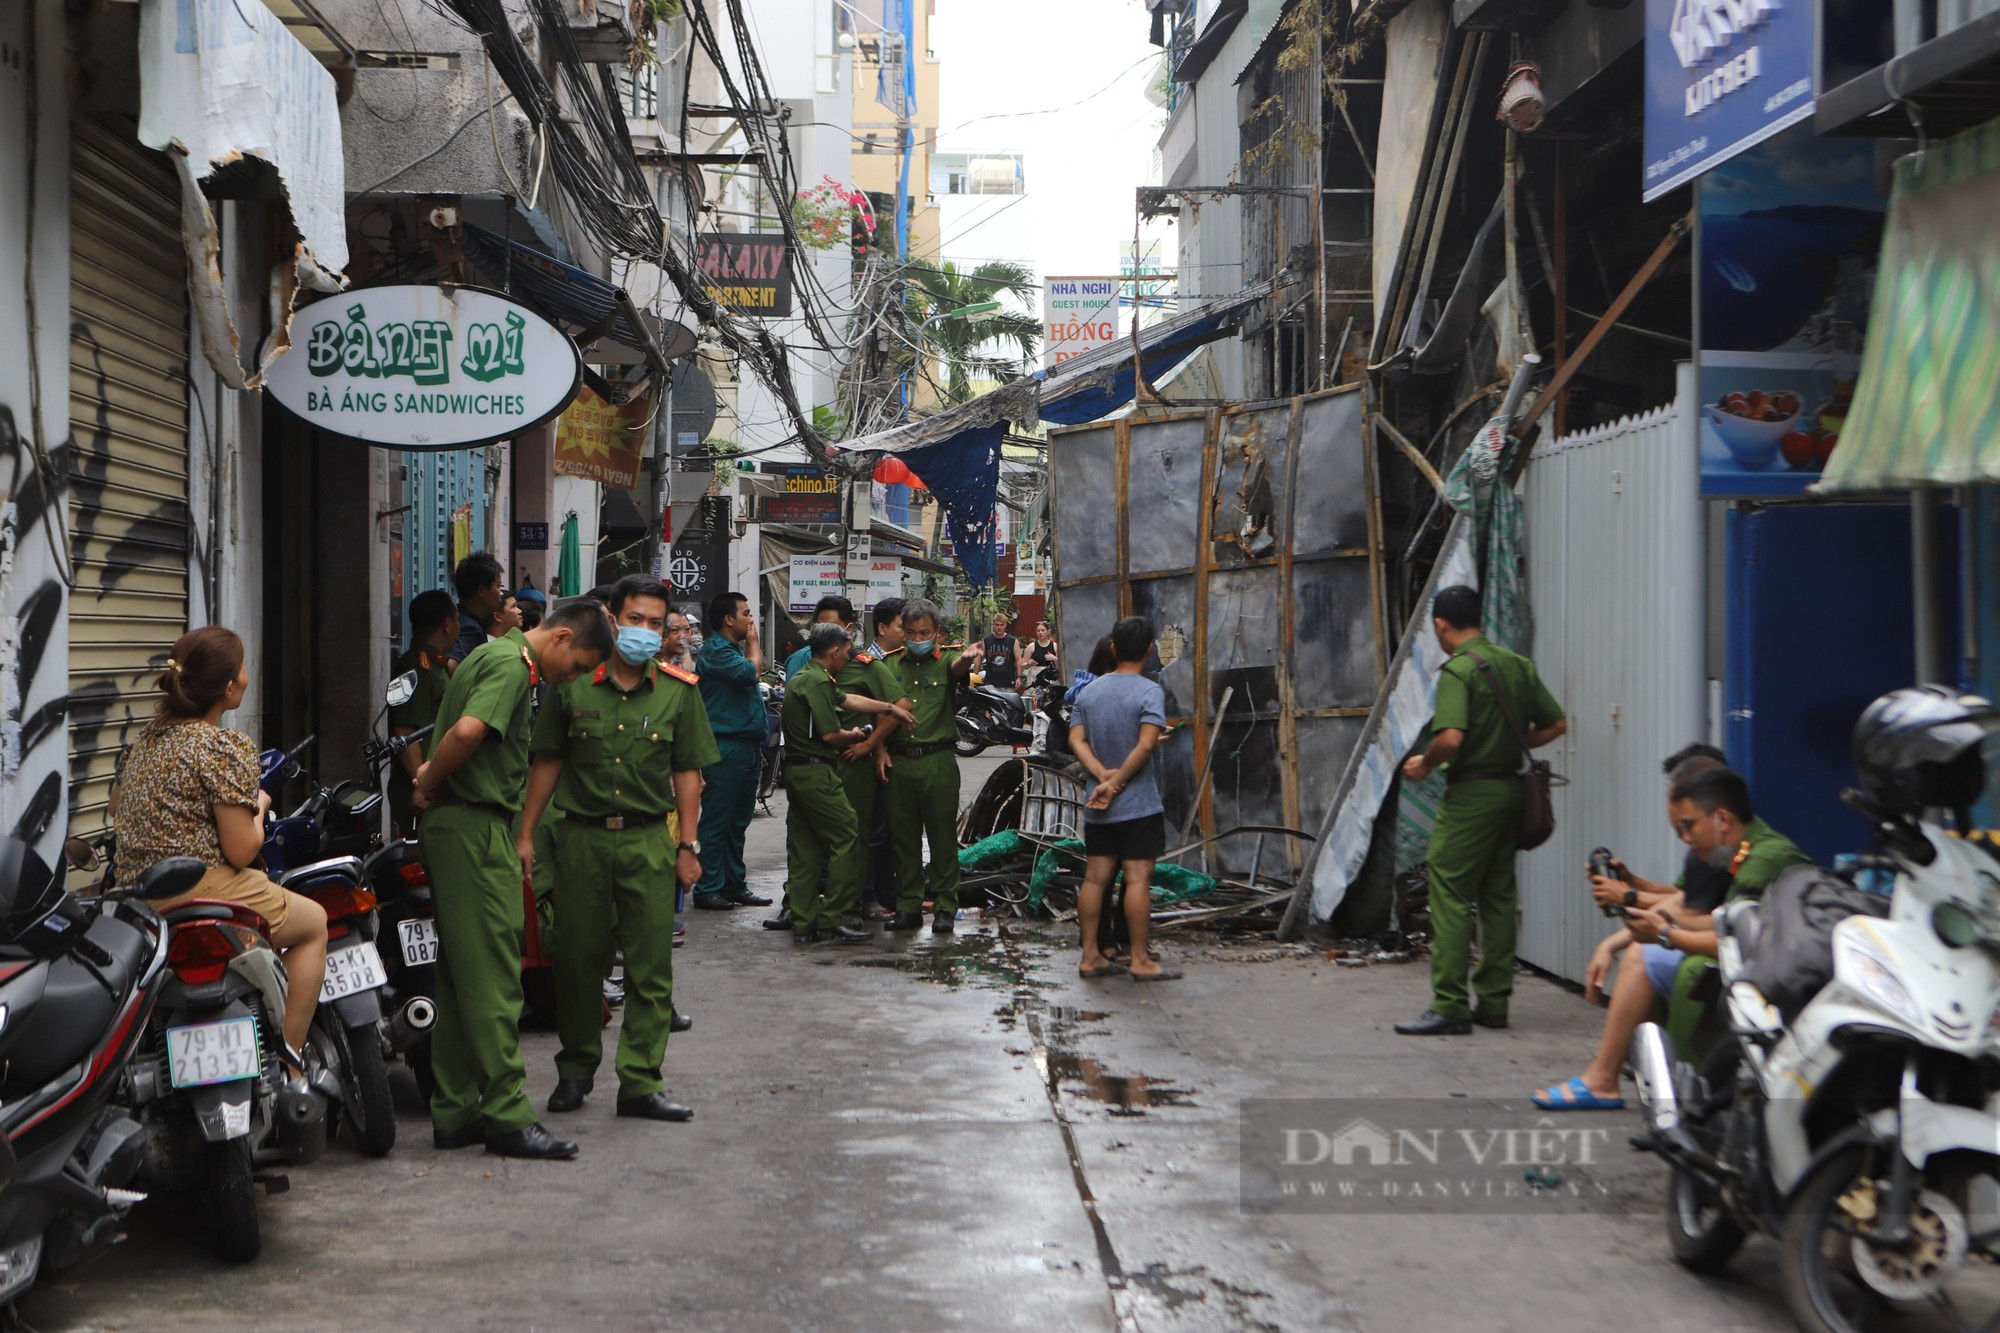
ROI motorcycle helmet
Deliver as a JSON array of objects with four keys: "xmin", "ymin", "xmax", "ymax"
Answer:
[{"xmin": 1851, "ymin": 685, "xmax": 2000, "ymax": 815}]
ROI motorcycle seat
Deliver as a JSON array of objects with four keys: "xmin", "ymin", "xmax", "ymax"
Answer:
[{"xmin": 161, "ymin": 900, "xmax": 269, "ymax": 933}]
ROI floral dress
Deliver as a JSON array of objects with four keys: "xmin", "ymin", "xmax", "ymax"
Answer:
[{"xmin": 112, "ymin": 721, "xmax": 261, "ymax": 887}]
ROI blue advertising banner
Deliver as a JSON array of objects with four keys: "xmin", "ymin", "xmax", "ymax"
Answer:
[
  {"xmin": 1697, "ymin": 126, "xmax": 1887, "ymax": 496},
  {"xmin": 1643, "ymin": 0, "xmax": 1816, "ymax": 202}
]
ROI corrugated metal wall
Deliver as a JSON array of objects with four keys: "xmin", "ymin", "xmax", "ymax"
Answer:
[
  {"xmin": 1517, "ymin": 366, "xmax": 1704, "ymax": 982},
  {"xmin": 402, "ymin": 448, "xmax": 488, "ymax": 605}
]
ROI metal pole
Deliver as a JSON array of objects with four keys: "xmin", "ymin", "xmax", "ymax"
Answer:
[{"xmin": 1912, "ymin": 489, "xmax": 1945, "ymax": 683}]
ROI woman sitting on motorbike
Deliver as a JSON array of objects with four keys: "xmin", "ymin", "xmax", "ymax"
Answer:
[{"xmin": 111, "ymin": 626, "xmax": 327, "ymax": 1059}]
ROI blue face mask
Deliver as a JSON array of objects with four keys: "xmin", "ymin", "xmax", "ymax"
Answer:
[
  {"xmin": 906, "ymin": 638, "xmax": 936, "ymax": 658},
  {"xmin": 615, "ymin": 625, "xmax": 662, "ymax": 665}
]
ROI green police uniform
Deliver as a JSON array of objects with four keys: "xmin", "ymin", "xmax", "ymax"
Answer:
[
  {"xmin": 419, "ymin": 637, "xmax": 539, "ymax": 1137},
  {"xmin": 387, "ymin": 643, "xmax": 450, "ymax": 834},
  {"xmin": 694, "ymin": 635, "xmax": 766, "ymax": 900},
  {"xmin": 1425, "ymin": 634, "xmax": 1564, "ymax": 1022},
  {"xmin": 1664, "ymin": 817, "xmax": 1812, "ymax": 1052},
  {"xmin": 531, "ymin": 657, "xmax": 719, "ymax": 1097},
  {"xmin": 835, "ymin": 651, "xmax": 904, "ymax": 886},
  {"xmin": 782, "ymin": 658, "xmax": 862, "ymax": 934},
  {"xmin": 885, "ymin": 644, "xmax": 963, "ymax": 916}
]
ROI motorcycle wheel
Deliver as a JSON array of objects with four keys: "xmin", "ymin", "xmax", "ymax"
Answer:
[
  {"xmin": 206, "ymin": 1137, "xmax": 261, "ymax": 1263},
  {"xmin": 407, "ymin": 1033, "xmax": 436, "ymax": 1107},
  {"xmin": 343, "ymin": 1022, "xmax": 397, "ymax": 1157},
  {"xmin": 954, "ymin": 711, "xmax": 988, "ymax": 758},
  {"xmin": 1665, "ymin": 1164, "xmax": 1746, "ymax": 1273},
  {"xmin": 759, "ymin": 749, "xmax": 782, "ymax": 802}
]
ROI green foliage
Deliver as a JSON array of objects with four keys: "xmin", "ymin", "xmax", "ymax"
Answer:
[{"xmin": 907, "ymin": 261, "xmax": 1043, "ymax": 405}]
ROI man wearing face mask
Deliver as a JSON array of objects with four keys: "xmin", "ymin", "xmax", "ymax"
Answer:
[
  {"xmin": 883, "ymin": 598, "xmax": 976, "ymax": 934},
  {"xmin": 516, "ymin": 576, "xmax": 719, "ymax": 1122},
  {"xmin": 1530, "ymin": 763, "xmax": 1809, "ymax": 1110}
]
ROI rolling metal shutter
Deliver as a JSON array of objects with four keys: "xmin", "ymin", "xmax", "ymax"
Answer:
[{"xmin": 66, "ymin": 116, "xmax": 191, "ymax": 840}]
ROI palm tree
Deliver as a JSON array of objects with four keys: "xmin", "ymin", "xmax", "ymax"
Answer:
[{"xmin": 906, "ymin": 261, "xmax": 1042, "ymax": 405}]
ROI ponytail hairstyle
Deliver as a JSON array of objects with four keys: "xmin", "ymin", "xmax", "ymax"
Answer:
[{"xmin": 154, "ymin": 627, "xmax": 246, "ymax": 725}]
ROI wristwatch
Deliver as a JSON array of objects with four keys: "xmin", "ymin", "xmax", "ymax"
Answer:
[
  {"xmin": 1660, "ymin": 922, "xmax": 1675, "ymax": 950},
  {"xmin": 1623, "ymin": 888, "xmax": 1639, "ymax": 908},
  {"xmin": 678, "ymin": 840, "xmax": 701, "ymax": 855}
]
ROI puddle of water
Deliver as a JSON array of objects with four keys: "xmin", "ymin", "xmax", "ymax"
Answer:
[
  {"xmin": 838, "ymin": 926, "xmax": 1050, "ymax": 992},
  {"xmin": 1044, "ymin": 1050, "xmax": 1199, "ymax": 1113}
]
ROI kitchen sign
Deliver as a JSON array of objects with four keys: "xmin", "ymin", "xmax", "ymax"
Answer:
[
  {"xmin": 1641, "ymin": 0, "xmax": 1814, "ymax": 202},
  {"xmin": 263, "ymin": 285, "xmax": 582, "ymax": 449}
]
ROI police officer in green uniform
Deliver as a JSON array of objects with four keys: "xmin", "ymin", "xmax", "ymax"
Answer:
[
  {"xmin": 517, "ymin": 576, "xmax": 718, "ymax": 1122},
  {"xmin": 389, "ymin": 589, "xmax": 458, "ymax": 835},
  {"xmin": 1397, "ymin": 585, "xmax": 1567, "ymax": 1035},
  {"xmin": 883, "ymin": 597, "xmax": 976, "ymax": 935},
  {"xmin": 692, "ymin": 591, "xmax": 775, "ymax": 911},
  {"xmin": 783, "ymin": 623, "xmax": 913, "ymax": 942},
  {"xmin": 414, "ymin": 599, "xmax": 612, "ymax": 1158}
]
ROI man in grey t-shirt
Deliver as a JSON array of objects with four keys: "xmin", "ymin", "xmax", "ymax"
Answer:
[{"xmin": 1069, "ymin": 616, "xmax": 1181, "ymax": 983}]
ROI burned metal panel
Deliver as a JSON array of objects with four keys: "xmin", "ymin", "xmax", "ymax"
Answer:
[
  {"xmin": 1129, "ymin": 576, "xmax": 1197, "ymax": 718},
  {"xmin": 1292, "ymin": 390, "xmax": 1371, "ymax": 555},
  {"xmin": 1290, "ymin": 558, "xmax": 1378, "ymax": 710},
  {"xmin": 1204, "ymin": 567, "xmax": 1282, "ymax": 717},
  {"xmin": 1295, "ymin": 716, "xmax": 1368, "ymax": 826},
  {"xmin": 1124, "ymin": 415, "xmax": 1208, "ymax": 575},
  {"xmin": 1155, "ymin": 724, "xmax": 1199, "ymax": 848},
  {"xmin": 1051, "ymin": 425, "xmax": 1118, "ymax": 580},
  {"xmin": 1209, "ymin": 408, "xmax": 1293, "ymax": 568},
  {"xmin": 1054, "ymin": 580, "xmax": 1121, "ymax": 673},
  {"xmin": 1207, "ymin": 717, "xmax": 1289, "ymax": 867}
]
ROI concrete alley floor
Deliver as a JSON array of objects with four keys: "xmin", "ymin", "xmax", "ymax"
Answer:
[{"xmin": 27, "ymin": 756, "xmax": 1798, "ymax": 1331}]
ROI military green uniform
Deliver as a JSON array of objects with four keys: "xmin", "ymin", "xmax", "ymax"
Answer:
[
  {"xmin": 1425, "ymin": 634, "xmax": 1564, "ymax": 1022},
  {"xmin": 419, "ymin": 637, "xmax": 540, "ymax": 1137},
  {"xmin": 834, "ymin": 652, "xmax": 905, "ymax": 894},
  {"xmin": 1664, "ymin": 817, "xmax": 1812, "ymax": 1051},
  {"xmin": 782, "ymin": 659, "xmax": 862, "ymax": 934},
  {"xmin": 885, "ymin": 645, "xmax": 963, "ymax": 916},
  {"xmin": 530, "ymin": 657, "xmax": 719, "ymax": 1097},
  {"xmin": 387, "ymin": 643, "xmax": 450, "ymax": 835}
]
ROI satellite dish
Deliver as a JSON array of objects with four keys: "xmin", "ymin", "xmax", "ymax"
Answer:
[{"xmin": 669, "ymin": 362, "xmax": 719, "ymax": 458}]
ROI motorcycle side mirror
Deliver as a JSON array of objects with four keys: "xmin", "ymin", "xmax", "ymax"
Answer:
[
  {"xmin": 61, "ymin": 836, "xmax": 101, "ymax": 873},
  {"xmin": 386, "ymin": 671, "xmax": 418, "ymax": 709},
  {"xmin": 131, "ymin": 856, "xmax": 208, "ymax": 902}
]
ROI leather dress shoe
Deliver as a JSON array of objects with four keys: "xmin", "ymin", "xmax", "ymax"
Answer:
[
  {"xmin": 721, "ymin": 888, "xmax": 773, "ymax": 907},
  {"xmin": 670, "ymin": 1009, "xmax": 693, "ymax": 1034},
  {"xmin": 617, "ymin": 1092, "xmax": 694, "ymax": 1122},
  {"xmin": 762, "ymin": 906, "xmax": 795, "ymax": 931},
  {"xmin": 547, "ymin": 1079, "xmax": 590, "ymax": 1113},
  {"xmin": 692, "ymin": 892, "xmax": 737, "ymax": 911},
  {"xmin": 823, "ymin": 923, "xmax": 873, "ymax": 943},
  {"xmin": 1471, "ymin": 1010, "xmax": 1509, "ymax": 1030},
  {"xmin": 885, "ymin": 911, "xmax": 924, "ymax": 932},
  {"xmin": 863, "ymin": 903, "xmax": 896, "ymax": 921},
  {"xmin": 932, "ymin": 912, "xmax": 956, "ymax": 935},
  {"xmin": 1393, "ymin": 1010, "xmax": 1473, "ymax": 1036},
  {"xmin": 485, "ymin": 1122, "xmax": 579, "ymax": 1159},
  {"xmin": 432, "ymin": 1122, "xmax": 484, "ymax": 1151}
]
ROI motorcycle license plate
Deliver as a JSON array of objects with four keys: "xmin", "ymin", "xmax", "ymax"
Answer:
[
  {"xmin": 320, "ymin": 941, "xmax": 388, "ymax": 1003},
  {"xmin": 166, "ymin": 1017, "xmax": 261, "ymax": 1088},
  {"xmin": 397, "ymin": 917, "xmax": 439, "ymax": 968}
]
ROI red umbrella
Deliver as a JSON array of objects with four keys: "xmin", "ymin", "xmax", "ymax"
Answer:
[{"xmin": 872, "ymin": 456, "xmax": 927, "ymax": 489}]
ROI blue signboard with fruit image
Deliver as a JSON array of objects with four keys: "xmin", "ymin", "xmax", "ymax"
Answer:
[{"xmin": 1697, "ymin": 127, "xmax": 1888, "ymax": 497}]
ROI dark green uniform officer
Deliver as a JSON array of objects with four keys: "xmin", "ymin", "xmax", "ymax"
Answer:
[
  {"xmin": 1397, "ymin": 591, "xmax": 1564, "ymax": 1035},
  {"xmin": 884, "ymin": 619, "xmax": 973, "ymax": 934},
  {"xmin": 416, "ymin": 606, "xmax": 606, "ymax": 1158},
  {"xmin": 833, "ymin": 649, "xmax": 905, "ymax": 900},
  {"xmin": 524, "ymin": 656, "xmax": 717, "ymax": 1116},
  {"xmin": 781, "ymin": 639, "xmax": 872, "ymax": 941},
  {"xmin": 387, "ymin": 643, "xmax": 450, "ymax": 834}
]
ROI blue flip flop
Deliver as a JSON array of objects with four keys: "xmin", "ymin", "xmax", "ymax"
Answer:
[{"xmin": 1532, "ymin": 1076, "xmax": 1624, "ymax": 1111}]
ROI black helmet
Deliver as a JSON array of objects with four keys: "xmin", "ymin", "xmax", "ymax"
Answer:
[{"xmin": 1852, "ymin": 686, "xmax": 2000, "ymax": 814}]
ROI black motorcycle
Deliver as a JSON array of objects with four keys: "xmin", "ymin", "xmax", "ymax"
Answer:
[
  {"xmin": 0, "ymin": 840, "xmax": 198, "ymax": 1307},
  {"xmin": 954, "ymin": 683, "xmax": 1033, "ymax": 757}
]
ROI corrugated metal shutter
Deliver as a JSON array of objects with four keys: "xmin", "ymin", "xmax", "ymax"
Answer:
[{"xmin": 67, "ymin": 116, "xmax": 191, "ymax": 840}]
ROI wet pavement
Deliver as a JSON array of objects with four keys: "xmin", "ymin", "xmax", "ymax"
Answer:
[{"xmin": 24, "ymin": 754, "xmax": 1795, "ymax": 1330}]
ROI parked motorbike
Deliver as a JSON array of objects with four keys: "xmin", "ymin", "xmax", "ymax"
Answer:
[
  {"xmin": 954, "ymin": 683, "xmax": 1032, "ymax": 757},
  {"xmin": 1631, "ymin": 686, "xmax": 2000, "ymax": 1333},
  {"xmin": 111, "ymin": 833, "xmax": 334, "ymax": 1262},
  {"xmin": 258, "ymin": 728, "xmax": 410, "ymax": 1152},
  {"xmin": 758, "ymin": 675, "xmax": 786, "ymax": 811},
  {"xmin": 1028, "ymin": 667, "xmax": 1074, "ymax": 759},
  {"xmin": 0, "ymin": 840, "xmax": 197, "ymax": 1308}
]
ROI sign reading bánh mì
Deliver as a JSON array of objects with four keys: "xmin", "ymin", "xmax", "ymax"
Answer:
[
  {"xmin": 263, "ymin": 286, "xmax": 583, "ymax": 449},
  {"xmin": 697, "ymin": 234, "xmax": 795, "ymax": 317}
]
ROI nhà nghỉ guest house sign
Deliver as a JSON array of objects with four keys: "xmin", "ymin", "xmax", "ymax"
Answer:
[{"xmin": 263, "ymin": 285, "xmax": 583, "ymax": 449}]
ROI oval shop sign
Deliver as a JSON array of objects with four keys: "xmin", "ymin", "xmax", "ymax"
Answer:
[{"xmin": 264, "ymin": 285, "xmax": 583, "ymax": 450}]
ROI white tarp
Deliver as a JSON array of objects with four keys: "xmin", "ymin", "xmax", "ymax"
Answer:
[
  {"xmin": 1371, "ymin": 0, "xmax": 1448, "ymax": 330},
  {"xmin": 139, "ymin": 0, "xmax": 348, "ymax": 387}
]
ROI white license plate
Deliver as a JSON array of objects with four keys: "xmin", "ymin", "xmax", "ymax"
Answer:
[
  {"xmin": 397, "ymin": 917, "xmax": 439, "ymax": 968},
  {"xmin": 166, "ymin": 1017, "xmax": 261, "ymax": 1088},
  {"xmin": 320, "ymin": 941, "xmax": 388, "ymax": 1003}
]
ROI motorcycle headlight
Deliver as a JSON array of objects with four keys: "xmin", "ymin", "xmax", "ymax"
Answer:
[
  {"xmin": 1835, "ymin": 933, "xmax": 1926, "ymax": 1030},
  {"xmin": 0, "ymin": 1234, "xmax": 41, "ymax": 1304}
]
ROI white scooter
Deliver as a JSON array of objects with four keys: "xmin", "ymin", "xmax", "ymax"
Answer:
[{"xmin": 1632, "ymin": 688, "xmax": 2000, "ymax": 1333}]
